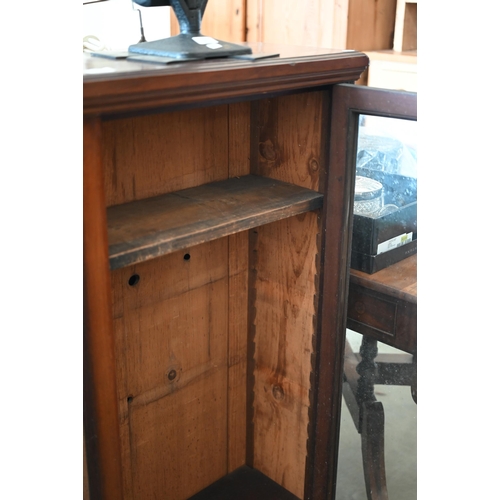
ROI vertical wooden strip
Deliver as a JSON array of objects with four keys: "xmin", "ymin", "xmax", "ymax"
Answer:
[
  {"xmin": 251, "ymin": 214, "xmax": 319, "ymax": 499},
  {"xmin": 305, "ymin": 85, "xmax": 356, "ymax": 499},
  {"xmin": 227, "ymin": 101, "xmax": 251, "ymax": 471},
  {"xmin": 227, "ymin": 231, "xmax": 249, "ymax": 471},
  {"xmin": 83, "ymin": 117, "xmax": 123, "ymax": 500}
]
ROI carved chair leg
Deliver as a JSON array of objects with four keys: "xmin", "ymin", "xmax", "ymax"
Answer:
[{"xmin": 361, "ymin": 400, "xmax": 389, "ymax": 500}]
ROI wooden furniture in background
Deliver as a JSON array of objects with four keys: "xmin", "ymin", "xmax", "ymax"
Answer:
[
  {"xmin": 170, "ymin": 0, "xmax": 398, "ymax": 51},
  {"xmin": 170, "ymin": 0, "xmax": 416, "ymax": 90},
  {"xmin": 343, "ymin": 255, "xmax": 417, "ymax": 500},
  {"xmin": 364, "ymin": 0, "xmax": 417, "ymax": 90},
  {"xmin": 393, "ymin": 0, "xmax": 417, "ymax": 52},
  {"xmin": 84, "ymin": 45, "xmax": 368, "ymax": 500}
]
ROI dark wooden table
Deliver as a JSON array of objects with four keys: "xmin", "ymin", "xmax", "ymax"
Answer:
[{"xmin": 343, "ymin": 254, "xmax": 417, "ymax": 500}]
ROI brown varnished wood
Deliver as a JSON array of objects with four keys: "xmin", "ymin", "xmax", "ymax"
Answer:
[
  {"xmin": 350, "ymin": 254, "xmax": 417, "ymax": 304},
  {"xmin": 83, "ymin": 45, "xmax": 368, "ymax": 116},
  {"xmin": 305, "ymin": 84, "xmax": 357, "ymax": 499},
  {"xmin": 83, "ymin": 117, "xmax": 123, "ymax": 500},
  {"xmin": 107, "ymin": 175, "xmax": 323, "ymax": 270},
  {"xmin": 347, "ymin": 256, "xmax": 417, "ymax": 354},
  {"xmin": 84, "ymin": 49, "xmax": 370, "ymax": 500}
]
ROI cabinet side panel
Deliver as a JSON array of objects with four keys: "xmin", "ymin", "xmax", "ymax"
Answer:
[
  {"xmin": 250, "ymin": 213, "xmax": 320, "ymax": 499},
  {"xmin": 249, "ymin": 91, "xmax": 328, "ymax": 498},
  {"xmin": 251, "ymin": 91, "xmax": 326, "ymax": 191},
  {"xmin": 102, "ymin": 105, "xmax": 229, "ymax": 206},
  {"xmin": 111, "ymin": 240, "xmax": 230, "ymax": 499}
]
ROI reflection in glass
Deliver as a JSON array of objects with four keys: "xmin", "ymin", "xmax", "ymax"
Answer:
[{"xmin": 337, "ymin": 114, "xmax": 417, "ymax": 500}]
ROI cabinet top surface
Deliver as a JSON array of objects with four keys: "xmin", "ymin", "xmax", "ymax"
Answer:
[{"xmin": 83, "ymin": 42, "xmax": 368, "ymax": 116}]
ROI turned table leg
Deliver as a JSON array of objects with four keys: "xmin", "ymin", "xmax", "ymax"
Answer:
[{"xmin": 357, "ymin": 336, "xmax": 389, "ymax": 500}]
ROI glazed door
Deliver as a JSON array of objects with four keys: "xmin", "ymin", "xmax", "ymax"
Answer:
[{"xmin": 330, "ymin": 84, "xmax": 417, "ymax": 500}]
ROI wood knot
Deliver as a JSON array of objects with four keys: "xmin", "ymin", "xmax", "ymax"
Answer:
[
  {"xmin": 259, "ymin": 140, "xmax": 278, "ymax": 162},
  {"xmin": 272, "ymin": 384, "xmax": 285, "ymax": 401},
  {"xmin": 308, "ymin": 157, "xmax": 320, "ymax": 173}
]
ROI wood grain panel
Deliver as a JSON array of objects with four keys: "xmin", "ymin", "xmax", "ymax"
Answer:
[
  {"xmin": 246, "ymin": 0, "xmax": 338, "ymax": 49},
  {"xmin": 251, "ymin": 92, "xmax": 327, "ymax": 191},
  {"xmin": 248, "ymin": 91, "xmax": 327, "ymax": 498},
  {"xmin": 246, "ymin": 0, "xmax": 396, "ymax": 51},
  {"xmin": 227, "ymin": 102, "xmax": 251, "ymax": 472},
  {"xmin": 111, "ymin": 239, "xmax": 230, "ymax": 499},
  {"xmin": 250, "ymin": 213, "xmax": 320, "ymax": 499},
  {"xmin": 227, "ymin": 231, "xmax": 248, "ymax": 472},
  {"xmin": 129, "ymin": 368, "xmax": 228, "ymax": 499},
  {"xmin": 102, "ymin": 105, "xmax": 229, "ymax": 206},
  {"xmin": 83, "ymin": 117, "xmax": 124, "ymax": 500},
  {"xmin": 346, "ymin": 0, "xmax": 397, "ymax": 50}
]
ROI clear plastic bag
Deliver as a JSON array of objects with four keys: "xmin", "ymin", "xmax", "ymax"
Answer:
[{"xmin": 357, "ymin": 115, "xmax": 417, "ymax": 178}]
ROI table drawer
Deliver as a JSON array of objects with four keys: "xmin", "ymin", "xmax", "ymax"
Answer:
[{"xmin": 347, "ymin": 283, "xmax": 416, "ymax": 354}]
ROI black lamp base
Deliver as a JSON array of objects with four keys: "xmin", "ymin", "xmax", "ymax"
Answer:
[{"xmin": 128, "ymin": 33, "xmax": 252, "ymax": 60}]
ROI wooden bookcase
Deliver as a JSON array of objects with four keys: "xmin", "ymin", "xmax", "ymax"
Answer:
[{"xmin": 83, "ymin": 45, "xmax": 368, "ymax": 500}]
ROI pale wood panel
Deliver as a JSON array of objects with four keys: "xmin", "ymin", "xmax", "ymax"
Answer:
[
  {"xmin": 227, "ymin": 101, "xmax": 251, "ymax": 472},
  {"xmin": 248, "ymin": 91, "xmax": 327, "ymax": 498},
  {"xmin": 102, "ymin": 105, "xmax": 229, "ymax": 207},
  {"xmin": 246, "ymin": 0, "xmax": 338, "ymax": 49},
  {"xmin": 346, "ymin": 0, "xmax": 398, "ymax": 50},
  {"xmin": 227, "ymin": 231, "xmax": 249, "ymax": 472},
  {"xmin": 246, "ymin": 0, "xmax": 396, "ymax": 51},
  {"xmin": 251, "ymin": 90, "xmax": 329, "ymax": 191},
  {"xmin": 250, "ymin": 213, "xmax": 320, "ymax": 499},
  {"xmin": 393, "ymin": 0, "xmax": 417, "ymax": 52},
  {"xmin": 111, "ymin": 239, "xmax": 230, "ymax": 499},
  {"xmin": 170, "ymin": 0, "xmax": 246, "ymax": 42},
  {"xmin": 129, "ymin": 368, "xmax": 228, "ymax": 499}
]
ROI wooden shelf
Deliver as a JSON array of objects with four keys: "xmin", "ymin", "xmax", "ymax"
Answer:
[
  {"xmin": 188, "ymin": 466, "xmax": 299, "ymax": 500},
  {"xmin": 107, "ymin": 174, "xmax": 324, "ymax": 270}
]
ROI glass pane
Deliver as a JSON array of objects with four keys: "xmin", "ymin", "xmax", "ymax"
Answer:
[{"xmin": 336, "ymin": 114, "xmax": 417, "ymax": 500}]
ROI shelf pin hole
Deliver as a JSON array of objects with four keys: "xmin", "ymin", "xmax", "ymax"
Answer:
[
  {"xmin": 128, "ymin": 274, "xmax": 140, "ymax": 286},
  {"xmin": 184, "ymin": 253, "xmax": 191, "ymax": 261}
]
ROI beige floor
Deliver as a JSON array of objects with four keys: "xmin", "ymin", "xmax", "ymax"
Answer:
[{"xmin": 335, "ymin": 331, "xmax": 417, "ymax": 500}]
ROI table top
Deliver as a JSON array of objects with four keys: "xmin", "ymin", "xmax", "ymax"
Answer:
[{"xmin": 350, "ymin": 254, "xmax": 417, "ymax": 305}]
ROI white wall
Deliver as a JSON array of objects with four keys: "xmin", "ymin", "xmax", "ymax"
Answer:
[{"xmin": 83, "ymin": 0, "xmax": 171, "ymax": 51}]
